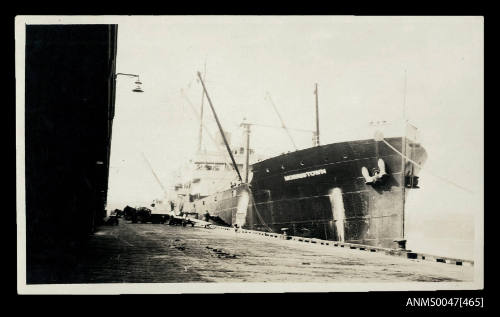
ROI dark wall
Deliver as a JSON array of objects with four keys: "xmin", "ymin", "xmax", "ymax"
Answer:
[{"xmin": 25, "ymin": 25, "xmax": 118, "ymax": 284}]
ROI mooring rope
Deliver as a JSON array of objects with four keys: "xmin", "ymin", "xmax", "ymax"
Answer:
[
  {"xmin": 249, "ymin": 191, "xmax": 274, "ymax": 233},
  {"xmin": 381, "ymin": 139, "xmax": 475, "ymax": 194}
]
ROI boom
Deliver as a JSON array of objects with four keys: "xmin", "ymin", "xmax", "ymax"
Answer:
[
  {"xmin": 141, "ymin": 152, "xmax": 168, "ymax": 196},
  {"xmin": 197, "ymin": 71, "xmax": 243, "ymax": 182}
]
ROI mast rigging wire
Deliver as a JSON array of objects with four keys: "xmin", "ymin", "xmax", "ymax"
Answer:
[
  {"xmin": 265, "ymin": 92, "xmax": 298, "ymax": 150},
  {"xmin": 381, "ymin": 138, "xmax": 475, "ymax": 194},
  {"xmin": 180, "ymin": 89, "xmax": 237, "ymax": 173}
]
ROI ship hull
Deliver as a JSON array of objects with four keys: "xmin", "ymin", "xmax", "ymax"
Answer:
[{"xmin": 186, "ymin": 137, "xmax": 427, "ymax": 249}]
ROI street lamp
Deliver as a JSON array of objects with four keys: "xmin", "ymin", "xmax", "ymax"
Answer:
[{"xmin": 115, "ymin": 72, "xmax": 144, "ymax": 93}]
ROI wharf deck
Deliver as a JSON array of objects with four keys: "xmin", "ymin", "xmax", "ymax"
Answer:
[{"xmin": 60, "ymin": 221, "xmax": 474, "ymax": 284}]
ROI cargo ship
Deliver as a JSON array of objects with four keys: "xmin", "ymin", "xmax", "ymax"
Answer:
[{"xmin": 172, "ymin": 72, "xmax": 427, "ymax": 249}]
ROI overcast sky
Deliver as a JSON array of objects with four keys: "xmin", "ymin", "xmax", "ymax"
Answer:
[{"xmin": 104, "ymin": 16, "xmax": 483, "ymax": 259}]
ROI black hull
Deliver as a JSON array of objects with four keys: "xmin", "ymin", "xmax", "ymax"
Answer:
[{"xmin": 187, "ymin": 137, "xmax": 427, "ymax": 249}]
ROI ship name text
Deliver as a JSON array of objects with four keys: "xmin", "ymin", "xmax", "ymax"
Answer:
[{"xmin": 284, "ymin": 169, "xmax": 327, "ymax": 181}]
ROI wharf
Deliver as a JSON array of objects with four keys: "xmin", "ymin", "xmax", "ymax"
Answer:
[
  {"xmin": 213, "ymin": 226, "xmax": 474, "ymax": 267},
  {"xmin": 59, "ymin": 221, "xmax": 474, "ymax": 284}
]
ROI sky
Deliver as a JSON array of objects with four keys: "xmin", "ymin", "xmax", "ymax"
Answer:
[{"xmin": 106, "ymin": 16, "xmax": 483, "ymax": 259}]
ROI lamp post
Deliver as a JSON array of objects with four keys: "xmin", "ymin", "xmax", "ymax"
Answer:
[{"xmin": 115, "ymin": 72, "xmax": 144, "ymax": 93}]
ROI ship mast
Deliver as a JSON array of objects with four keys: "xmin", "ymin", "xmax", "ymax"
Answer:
[
  {"xmin": 196, "ymin": 71, "xmax": 243, "ymax": 182},
  {"xmin": 401, "ymin": 69, "xmax": 408, "ymax": 242},
  {"xmin": 197, "ymin": 61, "xmax": 207, "ymax": 153},
  {"xmin": 314, "ymin": 83, "xmax": 320, "ymax": 146},
  {"xmin": 241, "ymin": 120, "xmax": 251, "ymax": 183}
]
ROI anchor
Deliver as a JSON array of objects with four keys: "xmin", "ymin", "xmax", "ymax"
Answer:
[{"xmin": 361, "ymin": 158, "xmax": 387, "ymax": 185}]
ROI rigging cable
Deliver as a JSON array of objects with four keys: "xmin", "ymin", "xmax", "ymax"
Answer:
[
  {"xmin": 248, "ymin": 189, "xmax": 274, "ymax": 233},
  {"xmin": 265, "ymin": 92, "xmax": 298, "ymax": 150},
  {"xmin": 141, "ymin": 152, "xmax": 168, "ymax": 197},
  {"xmin": 381, "ymin": 138, "xmax": 475, "ymax": 194},
  {"xmin": 180, "ymin": 89, "xmax": 240, "ymax": 179}
]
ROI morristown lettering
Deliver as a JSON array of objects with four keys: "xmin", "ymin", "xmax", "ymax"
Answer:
[{"xmin": 284, "ymin": 169, "xmax": 327, "ymax": 181}]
